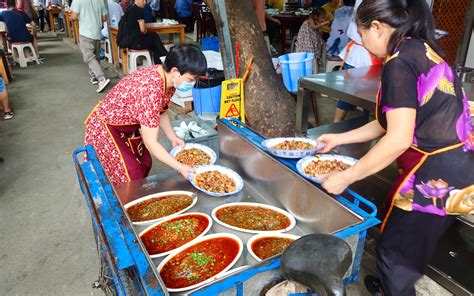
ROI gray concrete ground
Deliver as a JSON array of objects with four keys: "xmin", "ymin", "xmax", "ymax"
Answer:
[{"xmin": 0, "ymin": 34, "xmax": 452, "ymax": 295}]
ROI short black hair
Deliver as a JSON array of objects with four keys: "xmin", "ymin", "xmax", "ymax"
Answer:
[
  {"xmin": 163, "ymin": 44, "xmax": 207, "ymax": 76},
  {"xmin": 7, "ymin": 0, "xmax": 16, "ymax": 8}
]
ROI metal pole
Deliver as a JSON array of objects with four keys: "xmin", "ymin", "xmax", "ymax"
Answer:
[{"xmin": 215, "ymin": 0, "xmax": 236, "ymax": 79}]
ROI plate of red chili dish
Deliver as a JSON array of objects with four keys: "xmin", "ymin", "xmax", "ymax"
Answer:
[
  {"xmin": 124, "ymin": 191, "xmax": 197, "ymax": 226},
  {"xmin": 247, "ymin": 233, "xmax": 300, "ymax": 263},
  {"xmin": 139, "ymin": 212, "xmax": 213, "ymax": 258},
  {"xmin": 157, "ymin": 233, "xmax": 243, "ymax": 292},
  {"xmin": 211, "ymin": 202, "xmax": 296, "ymax": 235}
]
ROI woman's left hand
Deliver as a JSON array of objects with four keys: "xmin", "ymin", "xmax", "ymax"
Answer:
[
  {"xmin": 322, "ymin": 170, "xmax": 354, "ymax": 195},
  {"xmin": 171, "ymin": 136, "xmax": 185, "ymax": 148}
]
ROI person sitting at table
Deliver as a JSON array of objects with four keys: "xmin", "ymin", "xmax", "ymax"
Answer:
[
  {"xmin": 321, "ymin": 0, "xmax": 341, "ymax": 41},
  {"xmin": 175, "ymin": 0, "xmax": 193, "ymax": 31},
  {"xmin": 295, "ymin": 7, "xmax": 330, "ymax": 72},
  {"xmin": 84, "ymin": 44, "xmax": 207, "ymax": 185},
  {"xmin": 125, "ymin": 0, "xmax": 168, "ymax": 64},
  {"xmin": 0, "ymin": 0, "xmax": 41, "ymax": 58},
  {"xmin": 101, "ymin": 0, "xmax": 123, "ymax": 39},
  {"xmin": 0, "ymin": 77, "xmax": 14, "ymax": 120},
  {"xmin": 317, "ymin": 0, "xmax": 473, "ymax": 295},
  {"xmin": 46, "ymin": 0, "xmax": 64, "ymax": 31},
  {"xmin": 326, "ymin": 0, "xmax": 354, "ymax": 57}
]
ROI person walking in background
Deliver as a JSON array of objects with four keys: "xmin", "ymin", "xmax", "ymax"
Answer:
[
  {"xmin": 33, "ymin": 0, "xmax": 47, "ymax": 32},
  {"xmin": 125, "ymin": 0, "xmax": 168, "ymax": 64},
  {"xmin": 0, "ymin": 77, "xmax": 14, "ymax": 120},
  {"xmin": 71, "ymin": 0, "xmax": 111, "ymax": 92}
]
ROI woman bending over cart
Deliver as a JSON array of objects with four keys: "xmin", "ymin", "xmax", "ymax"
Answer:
[
  {"xmin": 317, "ymin": 0, "xmax": 474, "ymax": 295},
  {"xmin": 85, "ymin": 44, "xmax": 207, "ymax": 184}
]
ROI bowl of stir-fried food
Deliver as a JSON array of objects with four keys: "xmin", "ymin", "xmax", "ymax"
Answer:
[
  {"xmin": 296, "ymin": 154, "xmax": 358, "ymax": 183},
  {"xmin": 261, "ymin": 137, "xmax": 324, "ymax": 158},
  {"xmin": 170, "ymin": 143, "xmax": 217, "ymax": 167},
  {"xmin": 189, "ymin": 165, "xmax": 244, "ymax": 197}
]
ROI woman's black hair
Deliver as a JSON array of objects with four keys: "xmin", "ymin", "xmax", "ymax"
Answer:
[
  {"xmin": 163, "ymin": 44, "xmax": 207, "ymax": 76},
  {"xmin": 7, "ymin": 0, "xmax": 15, "ymax": 8},
  {"xmin": 356, "ymin": 0, "xmax": 443, "ymax": 56}
]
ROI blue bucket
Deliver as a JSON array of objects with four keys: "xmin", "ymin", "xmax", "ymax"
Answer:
[
  {"xmin": 278, "ymin": 52, "xmax": 314, "ymax": 92},
  {"xmin": 192, "ymin": 85, "xmax": 222, "ymax": 116}
]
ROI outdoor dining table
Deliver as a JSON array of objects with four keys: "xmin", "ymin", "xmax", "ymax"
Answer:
[
  {"xmin": 273, "ymin": 13, "xmax": 308, "ymax": 54},
  {"xmin": 47, "ymin": 6, "xmax": 62, "ymax": 33},
  {"xmin": 64, "ymin": 10, "xmax": 77, "ymax": 43},
  {"xmin": 109, "ymin": 23, "xmax": 186, "ymax": 74}
]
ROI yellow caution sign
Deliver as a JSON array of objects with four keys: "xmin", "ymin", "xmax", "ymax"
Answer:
[{"xmin": 220, "ymin": 78, "xmax": 245, "ymax": 123}]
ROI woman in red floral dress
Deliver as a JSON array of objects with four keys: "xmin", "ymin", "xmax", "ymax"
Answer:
[{"xmin": 85, "ymin": 44, "xmax": 207, "ymax": 184}]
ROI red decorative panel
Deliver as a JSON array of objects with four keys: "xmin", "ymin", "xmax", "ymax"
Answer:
[{"xmin": 432, "ymin": 0, "xmax": 470, "ymax": 65}]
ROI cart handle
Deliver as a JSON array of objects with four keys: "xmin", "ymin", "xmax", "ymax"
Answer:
[{"xmin": 339, "ymin": 188, "xmax": 378, "ymax": 218}]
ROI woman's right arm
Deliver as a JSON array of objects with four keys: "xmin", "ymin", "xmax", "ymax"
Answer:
[
  {"xmin": 141, "ymin": 125, "xmax": 194, "ymax": 178},
  {"xmin": 317, "ymin": 120, "xmax": 386, "ymax": 153},
  {"xmin": 138, "ymin": 19, "xmax": 146, "ymax": 33}
]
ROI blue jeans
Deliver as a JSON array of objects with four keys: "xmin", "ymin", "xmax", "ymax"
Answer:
[
  {"xmin": 0, "ymin": 77, "xmax": 5, "ymax": 92},
  {"xmin": 336, "ymin": 63, "xmax": 357, "ymax": 111}
]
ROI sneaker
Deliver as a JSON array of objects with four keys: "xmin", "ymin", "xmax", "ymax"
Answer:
[
  {"xmin": 90, "ymin": 76, "xmax": 99, "ymax": 85},
  {"xmin": 97, "ymin": 78, "xmax": 110, "ymax": 93},
  {"xmin": 3, "ymin": 110, "xmax": 14, "ymax": 120}
]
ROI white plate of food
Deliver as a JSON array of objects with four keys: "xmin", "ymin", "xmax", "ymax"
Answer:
[
  {"xmin": 138, "ymin": 212, "xmax": 213, "ymax": 258},
  {"xmin": 261, "ymin": 137, "xmax": 324, "ymax": 159},
  {"xmin": 189, "ymin": 165, "xmax": 244, "ymax": 197},
  {"xmin": 124, "ymin": 191, "xmax": 197, "ymax": 226},
  {"xmin": 157, "ymin": 233, "xmax": 244, "ymax": 292},
  {"xmin": 247, "ymin": 232, "xmax": 300, "ymax": 264},
  {"xmin": 296, "ymin": 154, "xmax": 358, "ymax": 183},
  {"xmin": 211, "ymin": 202, "xmax": 296, "ymax": 242},
  {"xmin": 170, "ymin": 143, "xmax": 217, "ymax": 167}
]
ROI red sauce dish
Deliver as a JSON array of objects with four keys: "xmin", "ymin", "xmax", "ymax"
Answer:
[
  {"xmin": 157, "ymin": 233, "xmax": 243, "ymax": 292},
  {"xmin": 139, "ymin": 213, "xmax": 212, "ymax": 258}
]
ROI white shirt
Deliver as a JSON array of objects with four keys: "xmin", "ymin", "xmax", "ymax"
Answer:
[
  {"xmin": 338, "ymin": 0, "xmax": 375, "ymax": 68},
  {"xmin": 101, "ymin": 0, "xmax": 124, "ymax": 38}
]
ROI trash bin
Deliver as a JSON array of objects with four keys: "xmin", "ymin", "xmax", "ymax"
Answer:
[
  {"xmin": 278, "ymin": 52, "xmax": 314, "ymax": 92},
  {"xmin": 192, "ymin": 68, "xmax": 225, "ymax": 116}
]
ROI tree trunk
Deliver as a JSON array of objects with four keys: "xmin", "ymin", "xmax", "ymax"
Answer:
[{"xmin": 204, "ymin": 0, "xmax": 296, "ymax": 137}]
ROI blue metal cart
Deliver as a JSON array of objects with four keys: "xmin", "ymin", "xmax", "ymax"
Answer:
[{"xmin": 72, "ymin": 118, "xmax": 380, "ymax": 295}]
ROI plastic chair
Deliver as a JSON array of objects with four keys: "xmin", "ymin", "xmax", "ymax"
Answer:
[
  {"xmin": 127, "ymin": 49, "xmax": 153, "ymax": 73},
  {"xmin": 326, "ymin": 58, "xmax": 343, "ymax": 72},
  {"xmin": 11, "ymin": 42, "xmax": 39, "ymax": 68}
]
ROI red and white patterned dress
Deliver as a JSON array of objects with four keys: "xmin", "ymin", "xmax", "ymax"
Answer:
[{"xmin": 85, "ymin": 66, "xmax": 175, "ymax": 184}]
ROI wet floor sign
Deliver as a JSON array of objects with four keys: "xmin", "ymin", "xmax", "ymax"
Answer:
[{"xmin": 220, "ymin": 78, "xmax": 245, "ymax": 123}]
